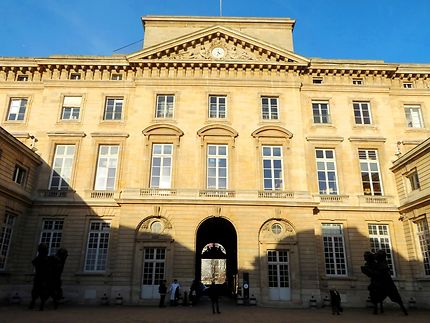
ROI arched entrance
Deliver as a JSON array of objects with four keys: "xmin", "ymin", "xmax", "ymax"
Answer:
[{"xmin": 196, "ymin": 217, "xmax": 237, "ymax": 295}]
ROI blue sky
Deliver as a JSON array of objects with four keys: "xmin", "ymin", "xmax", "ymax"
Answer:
[{"xmin": 0, "ymin": 0, "xmax": 429, "ymax": 63}]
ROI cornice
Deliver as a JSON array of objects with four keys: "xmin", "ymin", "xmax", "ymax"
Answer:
[{"xmin": 391, "ymin": 137, "xmax": 430, "ymax": 171}]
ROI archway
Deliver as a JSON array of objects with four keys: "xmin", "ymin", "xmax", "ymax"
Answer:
[{"xmin": 196, "ymin": 217, "xmax": 237, "ymax": 295}]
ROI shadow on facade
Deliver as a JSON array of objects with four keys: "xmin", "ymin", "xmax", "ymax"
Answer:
[{"xmin": 250, "ymin": 219, "xmax": 422, "ymax": 309}]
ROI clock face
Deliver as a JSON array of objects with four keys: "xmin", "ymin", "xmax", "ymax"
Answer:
[{"xmin": 211, "ymin": 47, "xmax": 225, "ymax": 58}]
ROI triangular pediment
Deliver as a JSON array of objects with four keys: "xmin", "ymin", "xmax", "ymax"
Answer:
[{"xmin": 128, "ymin": 26, "xmax": 309, "ymax": 66}]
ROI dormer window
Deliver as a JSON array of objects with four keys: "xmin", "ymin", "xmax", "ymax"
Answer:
[
  {"xmin": 70, "ymin": 73, "xmax": 81, "ymax": 80},
  {"xmin": 17, "ymin": 75, "xmax": 29, "ymax": 82},
  {"xmin": 111, "ymin": 73, "xmax": 123, "ymax": 81},
  {"xmin": 353, "ymin": 78, "xmax": 363, "ymax": 85},
  {"xmin": 312, "ymin": 77, "xmax": 323, "ymax": 84},
  {"xmin": 406, "ymin": 169, "xmax": 420, "ymax": 191}
]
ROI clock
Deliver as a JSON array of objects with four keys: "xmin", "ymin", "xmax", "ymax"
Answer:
[{"xmin": 211, "ymin": 47, "xmax": 225, "ymax": 59}]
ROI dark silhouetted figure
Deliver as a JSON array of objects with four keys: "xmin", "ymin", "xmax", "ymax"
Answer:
[
  {"xmin": 208, "ymin": 282, "xmax": 220, "ymax": 314},
  {"xmin": 329, "ymin": 289, "xmax": 342, "ymax": 315},
  {"xmin": 49, "ymin": 248, "xmax": 68, "ymax": 309},
  {"xmin": 361, "ymin": 250, "xmax": 408, "ymax": 315},
  {"xmin": 158, "ymin": 280, "xmax": 167, "ymax": 307},
  {"xmin": 29, "ymin": 244, "xmax": 68, "ymax": 311}
]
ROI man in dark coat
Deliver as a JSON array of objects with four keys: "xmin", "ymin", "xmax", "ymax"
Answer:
[
  {"xmin": 208, "ymin": 282, "xmax": 220, "ymax": 314},
  {"xmin": 158, "ymin": 280, "xmax": 167, "ymax": 307}
]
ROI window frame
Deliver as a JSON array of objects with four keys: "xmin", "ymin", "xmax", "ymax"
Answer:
[
  {"xmin": 262, "ymin": 145, "xmax": 284, "ymax": 191},
  {"xmin": 353, "ymin": 101, "xmax": 372, "ymax": 125},
  {"xmin": 142, "ymin": 247, "xmax": 166, "ymax": 286},
  {"xmin": 416, "ymin": 218, "xmax": 430, "ymax": 276},
  {"xmin": 39, "ymin": 219, "xmax": 64, "ymax": 256},
  {"xmin": 315, "ymin": 148, "xmax": 339, "ymax": 195},
  {"xmin": 155, "ymin": 94, "xmax": 175, "ymax": 119},
  {"xmin": 404, "ymin": 105, "xmax": 424, "ymax": 128},
  {"xmin": 61, "ymin": 96, "xmax": 82, "ymax": 121},
  {"xmin": 267, "ymin": 249, "xmax": 290, "ymax": 288},
  {"xmin": 208, "ymin": 95, "xmax": 227, "ymax": 119},
  {"xmin": 13, "ymin": 164, "xmax": 27, "ymax": 186},
  {"xmin": 150, "ymin": 143, "xmax": 173, "ymax": 189},
  {"xmin": 0, "ymin": 213, "xmax": 15, "ymax": 271},
  {"xmin": 312, "ymin": 101, "xmax": 331, "ymax": 124},
  {"xmin": 207, "ymin": 144, "xmax": 228, "ymax": 190},
  {"xmin": 6, "ymin": 98, "xmax": 28, "ymax": 122},
  {"xmin": 261, "ymin": 96, "xmax": 279, "ymax": 120},
  {"xmin": 368, "ymin": 224, "xmax": 396, "ymax": 276},
  {"xmin": 49, "ymin": 144, "xmax": 76, "ymax": 190},
  {"xmin": 358, "ymin": 149, "xmax": 383, "ymax": 196},
  {"xmin": 84, "ymin": 220, "xmax": 111, "ymax": 272},
  {"xmin": 94, "ymin": 144, "xmax": 120, "ymax": 191},
  {"xmin": 321, "ymin": 223, "xmax": 348, "ymax": 276},
  {"xmin": 103, "ymin": 97, "xmax": 124, "ymax": 121}
]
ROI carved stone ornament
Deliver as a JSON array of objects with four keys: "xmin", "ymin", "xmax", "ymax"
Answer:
[
  {"xmin": 259, "ymin": 219, "xmax": 297, "ymax": 244},
  {"xmin": 167, "ymin": 38, "xmax": 277, "ymax": 62},
  {"xmin": 137, "ymin": 216, "xmax": 172, "ymax": 241}
]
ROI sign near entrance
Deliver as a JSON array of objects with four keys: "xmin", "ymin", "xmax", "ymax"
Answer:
[{"xmin": 201, "ymin": 259, "xmax": 226, "ymax": 284}]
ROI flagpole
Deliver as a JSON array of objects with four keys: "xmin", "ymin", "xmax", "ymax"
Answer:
[{"xmin": 220, "ymin": 0, "xmax": 222, "ymax": 16}]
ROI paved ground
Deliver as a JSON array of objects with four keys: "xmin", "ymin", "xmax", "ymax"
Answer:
[{"xmin": 0, "ymin": 301, "xmax": 426, "ymax": 323}]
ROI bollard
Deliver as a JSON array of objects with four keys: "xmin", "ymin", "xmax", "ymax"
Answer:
[
  {"xmin": 115, "ymin": 293, "xmax": 123, "ymax": 305},
  {"xmin": 10, "ymin": 292, "xmax": 21, "ymax": 304},
  {"xmin": 101, "ymin": 293, "xmax": 109, "ymax": 306},
  {"xmin": 309, "ymin": 295, "xmax": 317, "ymax": 309},
  {"xmin": 366, "ymin": 296, "xmax": 373, "ymax": 308},
  {"xmin": 322, "ymin": 295, "xmax": 330, "ymax": 308},
  {"xmin": 408, "ymin": 297, "xmax": 417, "ymax": 309}
]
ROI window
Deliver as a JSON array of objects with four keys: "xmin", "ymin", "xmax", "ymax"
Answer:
[
  {"xmin": 261, "ymin": 97, "xmax": 279, "ymax": 120},
  {"xmin": 416, "ymin": 219, "xmax": 430, "ymax": 275},
  {"xmin": 61, "ymin": 96, "xmax": 82, "ymax": 120},
  {"xmin": 142, "ymin": 248, "xmax": 166, "ymax": 286},
  {"xmin": 156, "ymin": 95, "xmax": 174, "ymax": 118},
  {"xmin": 312, "ymin": 102, "xmax": 331, "ymax": 124},
  {"xmin": 49, "ymin": 145, "xmax": 76, "ymax": 190},
  {"xmin": 405, "ymin": 106, "xmax": 424, "ymax": 128},
  {"xmin": 103, "ymin": 97, "xmax": 123, "ymax": 120},
  {"xmin": 368, "ymin": 224, "xmax": 395, "ymax": 276},
  {"xmin": 150, "ymin": 144, "xmax": 173, "ymax": 189},
  {"xmin": 403, "ymin": 82, "xmax": 413, "ymax": 89},
  {"xmin": 262, "ymin": 146, "xmax": 284, "ymax": 190},
  {"xmin": 13, "ymin": 165, "xmax": 27, "ymax": 185},
  {"xmin": 111, "ymin": 73, "xmax": 122, "ymax": 81},
  {"xmin": 94, "ymin": 145, "xmax": 119, "ymax": 190},
  {"xmin": 17, "ymin": 75, "xmax": 29, "ymax": 81},
  {"xmin": 407, "ymin": 169, "xmax": 420, "ymax": 191},
  {"xmin": 70, "ymin": 73, "xmax": 81, "ymax": 80},
  {"xmin": 7, "ymin": 98, "xmax": 27, "ymax": 121},
  {"xmin": 353, "ymin": 102, "xmax": 372, "ymax": 125},
  {"xmin": 207, "ymin": 144, "xmax": 228, "ymax": 189},
  {"xmin": 271, "ymin": 223, "xmax": 282, "ymax": 235},
  {"xmin": 209, "ymin": 95, "xmax": 227, "ymax": 119},
  {"xmin": 84, "ymin": 221, "xmax": 110, "ymax": 272},
  {"xmin": 322, "ymin": 223, "xmax": 347, "ymax": 276},
  {"xmin": 352, "ymin": 78, "xmax": 363, "ymax": 85},
  {"xmin": 315, "ymin": 149, "xmax": 338, "ymax": 195},
  {"xmin": 312, "ymin": 77, "xmax": 323, "ymax": 84},
  {"xmin": 359, "ymin": 149, "xmax": 383, "ymax": 196},
  {"xmin": 267, "ymin": 250, "xmax": 289, "ymax": 288},
  {"xmin": 39, "ymin": 219, "xmax": 64, "ymax": 256},
  {"xmin": 0, "ymin": 213, "xmax": 15, "ymax": 270}
]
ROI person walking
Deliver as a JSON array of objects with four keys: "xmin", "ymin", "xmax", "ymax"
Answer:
[
  {"xmin": 208, "ymin": 281, "xmax": 220, "ymax": 314},
  {"xmin": 158, "ymin": 280, "xmax": 167, "ymax": 307},
  {"xmin": 167, "ymin": 279, "xmax": 180, "ymax": 306}
]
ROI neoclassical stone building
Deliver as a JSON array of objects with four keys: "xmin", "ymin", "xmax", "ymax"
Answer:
[{"xmin": 1, "ymin": 16, "xmax": 430, "ymax": 307}]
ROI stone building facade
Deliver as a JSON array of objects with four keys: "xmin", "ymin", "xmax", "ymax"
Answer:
[{"xmin": 0, "ymin": 16, "xmax": 430, "ymax": 307}]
